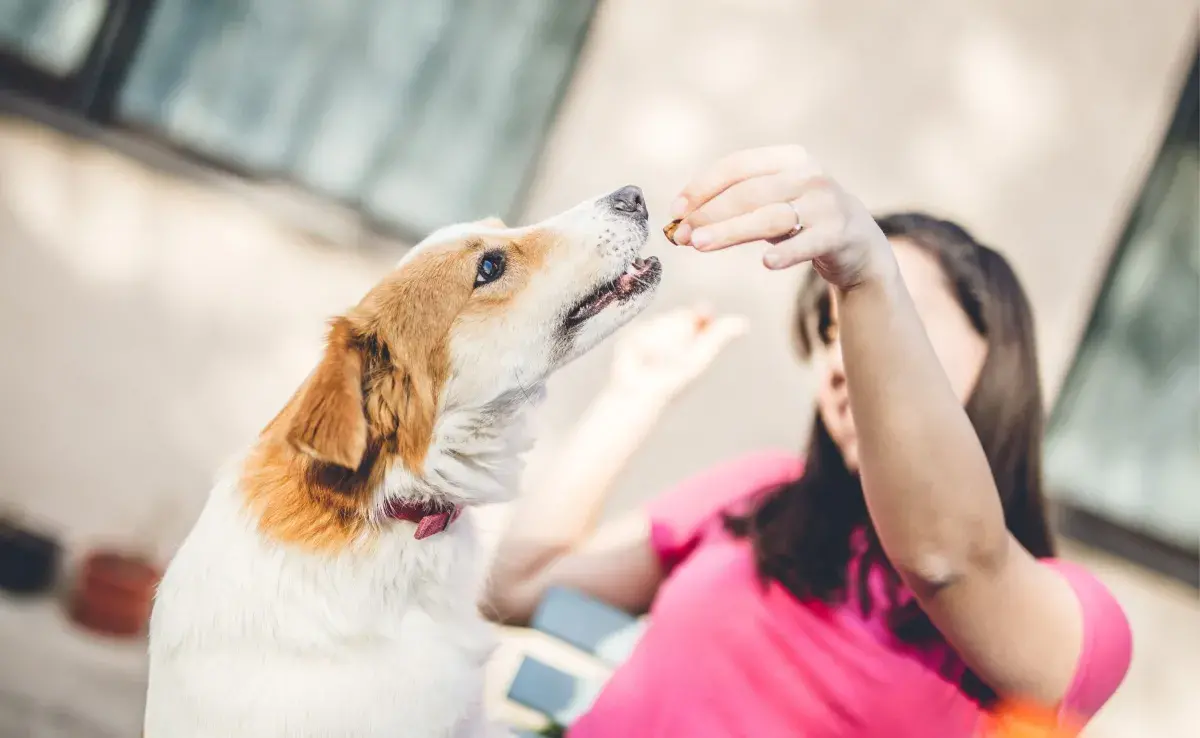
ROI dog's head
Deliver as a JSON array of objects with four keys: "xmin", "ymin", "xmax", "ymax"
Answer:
[{"xmin": 250, "ymin": 187, "xmax": 659, "ymax": 544}]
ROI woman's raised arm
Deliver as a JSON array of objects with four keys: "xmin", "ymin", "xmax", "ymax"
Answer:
[{"xmin": 670, "ymin": 145, "xmax": 1086, "ymax": 706}]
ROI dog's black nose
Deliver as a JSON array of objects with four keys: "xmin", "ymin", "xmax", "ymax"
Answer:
[{"xmin": 606, "ymin": 185, "xmax": 648, "ymax": 219}]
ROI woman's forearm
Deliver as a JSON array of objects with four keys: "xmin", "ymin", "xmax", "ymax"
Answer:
[
  {"xmin": 488, "ymin": 386, "xmax": 665, "ymax": 589},
  {"xmin": 837, "ymin": 261, "xmax": 1009, "ymax": 590}
]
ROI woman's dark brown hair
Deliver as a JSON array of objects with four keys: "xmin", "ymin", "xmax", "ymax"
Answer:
[{"xmin": 725, "ymin": 212, "xmax": 1054, "ymax": 706}]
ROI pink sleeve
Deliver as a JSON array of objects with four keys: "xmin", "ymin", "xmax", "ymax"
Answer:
[
  {"xmin": 647, "ymin": 450, "xmax": 804, "ymax": 573},
  {"xmin": 1042, "ymin": 559, "xmax": 1134, "ymax": 720}
]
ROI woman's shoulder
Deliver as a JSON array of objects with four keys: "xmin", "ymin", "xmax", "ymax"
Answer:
[
  {"xmin": 694, "ymin": 448, "xmax": 805, "ymax": 490},
  {"xmin": 1037, "ymin": 558, "xmax": 1134, "ymax": 720},
  {"xmin": 684, "ymin": 448, "xmax": 806, "ymax": 491},
  {"xmin": 647, "ymin": 450, "xmax": 804, "ymax": 571},
  {"xmin": 649, "ymin": 449, "xmax": 804, "ymax": 523}
]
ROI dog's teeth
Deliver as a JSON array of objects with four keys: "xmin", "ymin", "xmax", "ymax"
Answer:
[{"xmin": 625, "ymin": 263, "xmax": 637, "ymax": 275}]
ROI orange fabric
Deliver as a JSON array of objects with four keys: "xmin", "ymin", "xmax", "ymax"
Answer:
[{"xmin": 981, "ymin": 701, "xmax": 1082, "ymax": 738}]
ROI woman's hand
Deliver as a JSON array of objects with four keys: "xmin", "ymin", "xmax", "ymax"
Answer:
[
  {"xmin": 486, "ymin": 306, "xmax": 744, "ymax": 624},
  {"xmin": 609, "ymin": 306, "xmax": 747, "ymax": 405},
  {"xmin": 667, "ymin": 145, "xmax": 895, "ymax": 290}
]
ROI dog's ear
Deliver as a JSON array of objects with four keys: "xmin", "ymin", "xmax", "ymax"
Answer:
[
  {"xmin": 475, "ymin": 216, "xmax": 506, "ymax": 229},
  {"xmin": 287, "ymin": 318, "xmax": 367, "ymax": 470}
]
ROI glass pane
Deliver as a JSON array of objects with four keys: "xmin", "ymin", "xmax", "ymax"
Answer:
[
  {"xmin": 1046, "ymin": 90, "xmax": 1200, "ymax": 549},
  {"xmin": 119, "ymin": 0, "xmax": 359, "ymax": 172},
  {"xmin": 282, "ymin": 0, "xmax": 462, "ymax": 201},
  {"xmin": 0, "ymin": 0, "xmax": 107, "ymax": 75},
  {"xmin": 359, "ymin": 0, "xmax": 595, "ymax": 234},
  {"xmin": 116, "ymin": 0, "xmax": 595, "ymax": 235}
]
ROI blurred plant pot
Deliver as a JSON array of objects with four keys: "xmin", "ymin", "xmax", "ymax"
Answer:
[
  {"xmin": 69, "ymin": 550, "xmax": 160, "ymax": 638},
  {"xmin": 0, "ymin": 516, "xmax": 61, "ymax": 596}
]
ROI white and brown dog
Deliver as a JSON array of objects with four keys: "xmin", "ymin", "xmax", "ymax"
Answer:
[{"xmin": 144, "ymin": 187, "xmax": 661, "ymax": 738}]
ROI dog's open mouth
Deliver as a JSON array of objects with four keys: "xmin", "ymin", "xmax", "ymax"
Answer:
[{"xmin": 565, "ymin": 256, "xmax": 661, "ymax": 328}]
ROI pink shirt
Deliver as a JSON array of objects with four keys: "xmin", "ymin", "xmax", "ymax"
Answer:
[{"xmin": 570, "ymin": 451, "xmax": 1133, "ymax": 738}]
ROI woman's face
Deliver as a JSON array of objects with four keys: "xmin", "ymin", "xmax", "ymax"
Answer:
[{"xmin": 815, "ymin": 238, "xmax": 988, "ymax": 472}]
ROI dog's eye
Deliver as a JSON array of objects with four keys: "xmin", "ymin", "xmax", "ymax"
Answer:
[{"xmin": 475, "ymin": 251, "xmax": 506, "ymax": 287}]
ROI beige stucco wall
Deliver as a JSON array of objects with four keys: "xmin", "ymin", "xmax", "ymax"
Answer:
[{"xmin": 0, "ymin": 1, "xmax": 1195, "ymax": 735}]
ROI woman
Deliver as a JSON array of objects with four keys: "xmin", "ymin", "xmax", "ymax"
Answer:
[{"xmin": 485, "ymin": 145, "xmax": 1132, "ymax": 737}]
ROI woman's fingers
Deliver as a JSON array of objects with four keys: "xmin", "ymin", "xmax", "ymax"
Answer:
[
  {"xmin": 702, "ymin": 314, "xmax": 750, "ymax": 350},
  {"xmin": 685, "ymin": 314, "xmax": 749, "ymax": 375},
  {"xmin": 671, "ymin": 170, "xmax": 792, "ymax": 247},
  {"xmin": 763, "ymin": 227, "xmax": 841, "ymax": 270},
  {"xmin": 679, "ymin": 169, "xmax": 831, "ymax": 249},
  {"xmin": 670, "ymin": 145, "xmax": 811, "ymax": 221},
  {"xmin": 676, "ymin": 168, "xmax": 800, "ymax": 242},
  {"xmin": 668, "ymin": 145, "xmax": 870, "ymax": 275},
  {"xmin": 688, "ymin": 202, "xmax": 801, "ymax": 251},
  {"xmin": 671, "ymin": 145, "xmax": 889, "ymax": 286},
  {"xmin": 750, "ymin": 179, "xmax": 851, "ymax": 268}
]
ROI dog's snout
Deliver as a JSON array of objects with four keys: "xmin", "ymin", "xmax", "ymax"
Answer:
[{"xmin": 605, "ymin": 185, "xmax": 648, "ymax": 219}]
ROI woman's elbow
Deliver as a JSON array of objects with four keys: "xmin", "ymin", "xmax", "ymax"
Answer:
[
  {"xmin": 893, "ymin": 533, "xmax": 1011, "ymax": 595},
  {"xmin": 480, "ymin": 570, "xmax": 546, "ymax": 626},
  {"xmin": 482, "ymin": 542, "xmax": 574, "ymax": 625},
  {"xmin": 480, "ymin": 588, "xmax": 526, "ymax": 626}
]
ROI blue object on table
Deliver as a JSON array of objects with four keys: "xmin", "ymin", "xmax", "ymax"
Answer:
[
  {"xmin": 530, "ymin": 587, "xmax": 647, "ymax": 667},
  {"xmin": 506, "ymin": 656, "xmax": 606, "ymax": 726}
]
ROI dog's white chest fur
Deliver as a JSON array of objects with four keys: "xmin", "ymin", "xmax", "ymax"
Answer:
[{"xmin": 145, "ymin": 472, "xmax": 497, "ymax": 738}]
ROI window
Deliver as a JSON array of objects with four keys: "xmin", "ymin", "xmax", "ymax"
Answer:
[
  {"xmin": 0, "ymin": 0, "xmax": 107, "ymax": 75},
  {"xmin": 114, "ymin": 0, "xmax": 598, "ymax": 237},
  {"xmin": 1045, "ymin": 50, "xmax": 1199, "ymax": 559}
]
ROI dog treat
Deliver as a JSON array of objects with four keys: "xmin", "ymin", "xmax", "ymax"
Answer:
[{"xmin": 663, "ymin": 219, "xmax": 682, "ymax": 244}]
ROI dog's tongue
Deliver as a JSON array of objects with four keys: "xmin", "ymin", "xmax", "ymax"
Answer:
[
  {"xmin": 615, "ymin": 258, "xmax": 650, "ymax": 295},
  {"xmin": 616, "ymin": 272, "xmax": 637, "ymax": 295}
]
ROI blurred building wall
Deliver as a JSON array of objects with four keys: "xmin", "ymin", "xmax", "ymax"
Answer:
[{"xmin": 0, "ymin": 0, "xmax": 1195, "ymax": 555}]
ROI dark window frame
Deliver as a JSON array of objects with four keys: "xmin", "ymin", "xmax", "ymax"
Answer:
[{"xmin": 1048, "ymin": 44, "xmax": 1200, "ymax": 588}]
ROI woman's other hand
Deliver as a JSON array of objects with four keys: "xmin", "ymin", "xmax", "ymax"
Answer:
[
  {"xmin": 610, "ymin": 306, "xmax": 747, "ymax": 404},
  {"xmin": 486, "ymin": 307, "xmax": 743, "ymax": 623},
  {"xmin": 668, "ymin": 145, "xmax": 894, "ymax": 290}
]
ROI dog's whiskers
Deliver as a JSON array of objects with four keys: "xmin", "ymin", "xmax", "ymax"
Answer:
[{"xmin": 510, "ymin": 371, "xmax": 541, "ymax": 411}]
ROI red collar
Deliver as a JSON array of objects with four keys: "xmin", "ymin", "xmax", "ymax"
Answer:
[{"xmin": 382, "ymin": 499, "xmax": 463, "ymax": 540}]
